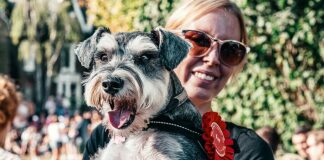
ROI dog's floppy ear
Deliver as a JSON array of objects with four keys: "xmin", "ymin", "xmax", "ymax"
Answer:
[
  {"xmin": 74, "ymin": 27, "xmax": 111, "ymax": 69},
  {"xmin": 152, "ymin": 27, "xmax": 191, "ymax": 70}
]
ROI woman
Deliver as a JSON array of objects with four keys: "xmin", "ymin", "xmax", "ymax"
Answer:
[
  {"xmin": 0, "ymin": 75, "xmax": 21, "ymax": 160},
  {"xmin": 166, "ymin": 0, "xmax": 274, "ymax": 159}
]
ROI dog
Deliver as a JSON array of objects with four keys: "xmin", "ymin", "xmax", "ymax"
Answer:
[{"xmin": 75, "ymin": 27, "xmax": 207, "ymax": 160}]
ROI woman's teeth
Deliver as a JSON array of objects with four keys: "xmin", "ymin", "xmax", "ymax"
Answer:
[{"xmin": 194, "ymin": 72, "xmax": 215, "ymax": 81}]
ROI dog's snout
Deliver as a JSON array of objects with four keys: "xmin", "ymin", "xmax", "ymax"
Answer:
[{"xmin": 102, "ymin": 77, "xmax": 124, "ymax": 94}]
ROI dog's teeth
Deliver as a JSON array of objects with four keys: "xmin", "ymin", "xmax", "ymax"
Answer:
[{"xmin": 194, "ymin": 72, "xmax": 214, "ymax": 81}]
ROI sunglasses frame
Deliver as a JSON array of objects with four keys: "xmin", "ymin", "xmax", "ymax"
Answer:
[{"xmin": 170, "ymin": 29, "xmax": 250, "ymax": 67}]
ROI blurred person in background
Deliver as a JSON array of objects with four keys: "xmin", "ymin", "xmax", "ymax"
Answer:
[
  {"xmin": 0, "ymin": 75, "xmax": 21, "ymax": 160},
  {"xmin": 89, "ymin": 109, "xmax": 102, "ymax": 132},
  {"xmin": 55, "ymin": 96, "xmax": 68, "ymax": 116},
  {"xmin": 77, "ymin": 110, "xmax": 92, "ymax": 153},
  {"xmin": 292, "ymin": 124, "xmax": 312, "ymax": 158},
  {"xmin": 256, "ymin": 126, "xmax": 281, "ymax": 154},
  {"xmin": 47, "ymin": 114, "xmax": 64, "ymax": 160},
  {"xmin": 4, "ymin": 129, "xmax": 21, "ymax": 155},
  {"xmin": 45, "ymin": 96, "xmax": 57, "ymax": 116},
  {"xmin": 37, "ymin": 134, "xmax": 51, "ymax": 158},
  {"xmin": 306, "ymin": 129, "xmax": 324, "ymax": 160},
  {"xmin": 21, "ymin": 125, "xmax": 42, "ymax": 160},
  {"xmin": 12, "ymin": 101, "xmax": 30, "ymax": 132},
  {"xmin": 66, "ymin": 114, "xmax": 82, "ymax": 159}
]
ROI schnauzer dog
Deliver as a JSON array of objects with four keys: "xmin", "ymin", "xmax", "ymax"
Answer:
[{"xmin": 75, "ymin": 27, "xmax": 207, "ymax": 160}]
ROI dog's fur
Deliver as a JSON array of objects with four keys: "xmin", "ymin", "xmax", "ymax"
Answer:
[{"xmin": 75, "ymin": 27, "xmax": 207, "ymax": 160}]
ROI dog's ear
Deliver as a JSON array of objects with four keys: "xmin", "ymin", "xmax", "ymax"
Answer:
[
  {"xmin": 151, "ymin": 28, "xmax": 191, "ymax": 70},
  {"xmin": 74, "ymin": 27, "xmax": 111, "ymax": 69}
]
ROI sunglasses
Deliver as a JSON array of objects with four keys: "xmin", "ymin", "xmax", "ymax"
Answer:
[{"xmin": 174, "ymin": 30, "xmax": 250, "ymax": 66}]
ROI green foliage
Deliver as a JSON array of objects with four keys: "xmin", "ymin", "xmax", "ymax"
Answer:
[
  {"xmin": 0, "ymin": 0, "xmax": 6, "ymax": 10},
  {"xmin": 213, "ymin": 0, "xmax": 324, "ymax": 153},
  {"xmin": 133, "ymin": 0, "xmax": 180, "ymax": 31},
  {"xmin": 86, "ymin": 0, "xmax": 144, "ymax": 32},
  {"xmin": 86, "ymin": 0, "xmax": 180, "ymax": 31}
]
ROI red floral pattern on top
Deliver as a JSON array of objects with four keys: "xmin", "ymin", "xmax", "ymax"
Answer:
[{"xmin": 202, "ymin": 112, "xmax": 234, "ymax": 160}]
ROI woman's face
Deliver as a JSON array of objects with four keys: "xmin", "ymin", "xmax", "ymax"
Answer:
[{"xmin": 174, "ymin": 9, "xmax": 242, "ymax": 108}]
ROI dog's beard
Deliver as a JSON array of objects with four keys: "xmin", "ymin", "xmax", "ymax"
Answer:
[{"xmin": 84, "ymin": 69, "xmax": 170, "ymax": 137}]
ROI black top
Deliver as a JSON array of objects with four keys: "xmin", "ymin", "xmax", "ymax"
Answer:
[
  {"xmin": 83, "ymin": 122, "xmax": 274, "ymax": 160},
  {"xmin": 226, "ymin": 122, "xmax": 274, "ymax": 160}
]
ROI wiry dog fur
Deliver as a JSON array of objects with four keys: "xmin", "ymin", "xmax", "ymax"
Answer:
[{"xmin": 75, "ymin": 27, "xmax": 207, "ymax": 160}]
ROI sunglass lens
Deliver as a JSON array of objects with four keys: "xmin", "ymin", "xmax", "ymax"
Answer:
[
  {"xmin": 184, "ymin": 31, "xmax": 211, "ymax": 57},
  {"xmin": 220, "ymin": 42, "xmax": 246, "ymax": 66},
  {"xmin": 184, "ymin": 31, "xmax": 211, "ymax": 47}
]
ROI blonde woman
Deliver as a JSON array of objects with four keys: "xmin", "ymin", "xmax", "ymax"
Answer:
[
  {"xmin": 0, "ymin": 75, "xmax": 21, "ymax": 160},
  {"xmin": 165, "ymin": 0, "xmax": 274, "ymax": 159}
]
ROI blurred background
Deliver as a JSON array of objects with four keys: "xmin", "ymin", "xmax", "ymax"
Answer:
[{"xmin": 0, "ymin": 0, "xmax": 323, "ymax": 159}]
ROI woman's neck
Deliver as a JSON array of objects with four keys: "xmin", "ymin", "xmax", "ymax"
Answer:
[{"xmin": 192, "ymin": 101, "xmax": 212, "ymax": 115}]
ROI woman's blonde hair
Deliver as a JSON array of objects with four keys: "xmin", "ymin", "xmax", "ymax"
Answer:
[
  {"xmin": 166, "ymin": 0, "xmax": 247, "ymax": 44},
  {"xmin": 165, "ymin": 0, "xmax": 248, "ymax": 77},
  {"xmin": 0, "ymin": 75, "xmax": 20, "ymax": 128}
]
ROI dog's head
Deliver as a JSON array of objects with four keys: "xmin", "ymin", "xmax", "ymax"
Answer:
[{"xmin": 75, "ymin": 27, "xmax": 190, "ymax": 137}]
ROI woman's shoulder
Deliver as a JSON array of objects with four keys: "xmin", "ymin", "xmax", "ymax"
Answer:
[
  {"xmin": 226, "ymin": 122, "xmax": 258, "ymax": 138},
  {"xmin": 226, "ymin": 122, "xmax": 275, "ymax": 160}
]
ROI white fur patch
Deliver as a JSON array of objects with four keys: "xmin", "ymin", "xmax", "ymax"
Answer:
[
  {"xmin": 84, "ymin": 72, "xmax": 103, "ymax": 107},
  {"xmin": 126, "ymin": 36, "xmax": 158, "ymax": 54},
  {"xmin": 140, "ymin": 70, "xmax": 169, "ymax": 110},
  {"xmin": 97, "ymin": 33, "xmax": 118, "ymax": 52},
  {"xmin": 94, "ymin": 131, "xmax": 182, "ymax": 160}
]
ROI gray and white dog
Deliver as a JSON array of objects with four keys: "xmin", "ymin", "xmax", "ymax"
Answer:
[{"xmin": 75, "ymin": 27, "xmax": 207, "ymax": 160}]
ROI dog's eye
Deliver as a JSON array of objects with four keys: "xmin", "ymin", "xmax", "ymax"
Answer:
[
  {"xmin": 134, "ymin": 52, "xmax": 157, "ymax": 64},
  {"xmin": 139, "ymin": 53, "xmax": 156, "ymax": 64},
  {"xmin": 95, "ymin": 51, "xmax": 111, "ymax": 62},
  {"xmin": 100, "ymin": 54, "xmax": 108, "ymax": 62},
  {"xmin": 140, "ymin": 55, "xmax": 150, "ymax": 61}
]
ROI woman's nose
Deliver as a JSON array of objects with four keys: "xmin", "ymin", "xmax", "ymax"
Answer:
[{"xmin": 203, "ymin": 44, "xmax": 221, "ymax": 66}]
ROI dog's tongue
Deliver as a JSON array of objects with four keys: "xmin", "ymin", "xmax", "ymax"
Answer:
[{"xmin": 108, "ymin": 110, "xmax": 131, "ymax": 129}]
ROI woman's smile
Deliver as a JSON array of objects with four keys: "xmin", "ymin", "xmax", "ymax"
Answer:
[{"xmin": 193, "ymin": 72, "xmax": 215, "ymax": 81}]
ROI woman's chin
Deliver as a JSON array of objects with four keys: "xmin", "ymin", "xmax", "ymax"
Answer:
[{"xmin": 187, "ymin": 87, "xmax": 213, "ymax": 102}]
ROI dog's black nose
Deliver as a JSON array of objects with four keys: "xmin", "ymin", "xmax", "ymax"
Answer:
[{"xmin": 102, "ymin": 77, "xmax": 124, "ymax": 94}]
